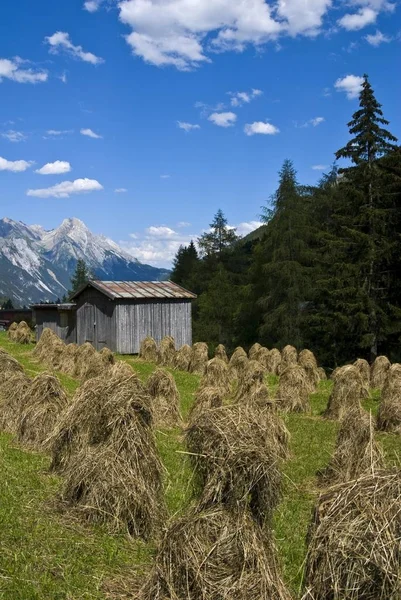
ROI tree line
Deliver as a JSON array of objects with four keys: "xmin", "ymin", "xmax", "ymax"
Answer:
[{"xmin": 170, "ymin": 75, "xmax": 401, "ymax": 367}]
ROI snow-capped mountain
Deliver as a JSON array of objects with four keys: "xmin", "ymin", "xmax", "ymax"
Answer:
[{"xmin": 0, "ymin": 217, "xmax": 169, "ymax": 306}]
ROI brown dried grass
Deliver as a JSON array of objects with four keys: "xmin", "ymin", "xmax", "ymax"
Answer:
[
  {"xmin": 303, "ymin": 470, "xmax": 401, "ymax": 600},
  {"xmin": 276, "ymin": 365, "xmax": 311, "ymax": 413},
  {"xmin": 298, "ymin": 349, "xmax": 320, "ymax": 393},
  {"xmin": 199, "ymin": 358, "xmax": 231, "ymax": 396},
  {"xmin": 377, "ymin": 364, "xmax": 401, "ymax": 433},
  {"xmin": 324, "ymin": 365, "xmax": 368, "ymax": 421},
  {"xmin": 234, "ymin": 359, "xmax": 265, "ymax": 403},
  {"xmin": 354, "ymin": 358, "xmax": 371, "ymax": 389},
  {"xmin": 248, "ymin": 342, "xmax": 262, "ymax": 360},
  {"xmin": 189, "ymin": 342, "xmax": 209, "ymax": 376},
  {"xmin": 228, "ymin": 347, "xmax": 248, "ymax": 379},
  {"xmin": 73, "ymin": 342, "xmax": 96, "ymax": 378},
  {"xmin": 0, "ymin": 351, "xmax": 24, "ymax": 384},
  {"xmin": 0, "ymin": 371, "xmax": 32, "ymax": 433},
  {"xmin": 266, "ymin": 348, "xmax": 281, "ymax": 375},
  {"xmin": 139, "ymin": 337, "xmax": 159, "ymax": 363},
  {"xmin": 188, "ymin": 386, "xmax": 225, "ymax": 424},
  {"xmin": 14, "ymin": 321, "xmax": 33, "ymax": 344},
  {"xmin": 146, "ymin": 368, "xmax": 182, "ymax": 427},
  {"xmin": 278, "ymin": 344, "xmax": 298, "ymax": 374},
  {"xmin": 256, "ymin": 347, "xmax": 270, "ymax": 369},
  {"xmin": 17, "ymin": 373, "xmax": 69, "ymax": 450},
  {"xmin": 80, "ymin": 347, "xmax": 115, "ymax": 382},
  {"xmin": 60, "ymin": 343, "xmax": 79, "ymax": 376},
  {"xmin": 33, "ymin": 327, "xmax": 64, "ymax": 365},
  {"xmin": 136, "ymin": 504, "xmax": 292, "ymax": 600},
  {"xmin": 317, "ymin": 367, "xmax": 327, "ymax": 381},
  {"xmin": 370, "ymin": 355, "xmax": 391, "ymax": 389},
  {"xmin": 158, "ymin": 336, "xmax": 176, "ymax": 368},
  {"xmin": 7, "ymin": 322, "xmax": 18, "ymax": 340},
  {"xmin": 173, "ymin": 344, "xmax": 192, "ymax": 371},
  {"xmin": 214, "ymin": 343, "xmax": 228, "ymax": 363}
]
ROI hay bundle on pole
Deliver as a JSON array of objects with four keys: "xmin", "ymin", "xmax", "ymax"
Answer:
[
  {"xmin": 7, "ymin": 322, "xmax": 18, "ymax": 341},
  {"xmin": 59, "ymin": 343, "xmax": 78, "ymax": 376},
  {"xmin": 276, "ymin": 365, "xmax": 311, "ymax": 413},
  {"xmin": 324, "ymin": 365, "xmax": 368, "ymax": 421},
  {"xmin": 248, "ymin": 342, "xmax": 262, "ymax": 360},
  {"xmin": 14, "ymin": 321, "xmax": 32, "ymax": 344},
  {"xmin": 377, "ymin": 363, "xmax": 401, "ymax": 433},
  {"xmin": 73, "ymin": 342, "xmax": 96, "ymax": 378},
  {"xmin": 266, "ymin": 348, "xmax": 281, "ymax": 375},
  {"xmin": 256, "ymin": 347, "xmax": 270, "ymax": 369},
  {"xmin": 0, "ymin": 351, "xmax": 24, "ymax": 384},
  {"xmin": 32, "ymin": 327, "xmax": 65, "ymax": 367},
  {"xmin": 317, "ymin": 367, "xmax": 327, "ymax": 380},
  {"xmin": 146, "ymin": 368, "xmax": 182, "ymax": 427},
  {"xmin": 303, "ymin": 470, "xmax": 401, "ymax": 600},
  {"xmin": 158, "ymin": 336, "xmax": 176, "ymax": 367},
  {"xmin": 139, "ymin": 336, "xmax": 159, "ymax": 363},
  {"xmin": 17, "ymin": 373, "xmax": 68, "ymax": 450},
  {"xmin": 188, "ymin": 386, "xmax": 225, "ymax": 423},
  {"xmin": 371, "ymin": 355, "xmax": 391, "ymax": 389},
  {"xmin": 199, "ymin": 357, "xmax": 231, "ymax": 396},
  {"xmin": 173, "ymin": 344, "xmax": 192, "ymax": 371},
  {"xmin": 0, "ymin": 371, "xmax": 32, "ymax": 433},
  {"xmin": 298, "ymin": 349, "xmax": 320, "ymax": 393},
  {"xmin": 318, "ymin": 409, "xmax": 384, "ymax": 486},
  {"xmin": 214, "ymin": 343, "xmax": 228, "ymax": 363},
  {"xmin": 80, "ymin": 347, "xmax": 115, "ymax": 382},
  {"xmin": 189, "ymin": 342, "xmax": 209, "ymax": 375},
  {"xmin": 228, "ymin": 346, "xmax": 248, "ymax": 379},
  {"xmin": 354, "ymin": 358, "xmax": 371, "ymax": 389},
  {"xmin": 278, "ymin": 344, "xmax": 298, "ymax": 374},
  {"xmin": 137, "ymin": 504, "xmax": 292, "ymax": 600},
  {"xmin": 235, "ymin": 359, "xmax": 265, "ymax": 403},
  {"xmin": 186, "ymin": 403, "xmax": 287, "ymax": 525}
]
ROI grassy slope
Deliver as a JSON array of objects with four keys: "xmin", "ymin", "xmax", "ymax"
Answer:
[{"xmin": 0, "ymin": 332, "xmax": 400, "ymax": 598}]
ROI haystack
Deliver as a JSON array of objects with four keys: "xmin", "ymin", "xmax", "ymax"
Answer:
[
  {"xmin": 173, "ymin": 344, "xmax": 192, "ymax": 371},
  {"xmin": 189, "ymin": 342, "xmax": 209, "ymax": 376},
  {"xmin": 7, "ymin": 322, "xmax": 18, "ymax": 340},
  {"xmin": 318, "ymin": 409, "xmax": 384, "ymax": 486},
  {"xmin": 317, "ymin": 367, "xmax": 327, "ymax": 381},
  {"xmin": 324, "ymin": 365, "xmax": 368, "ymax": 421},
  {"xmin": 303, "ymin": 470, "xmax": 401, "ymax": 600},
  {"xmin": 256, "ymin": 347, "xmax": 270, "ymax": 369},
  {"xmin": 234, "ymin": 359, "xmax": 265, "ymax": 403},
  {"xmin": 139, "ymin": 336, "xmax": 159, "ymax": 363},
  {"xmin": 186, "ymin": 403, "xmax": 287, "ymax": 525},
  {"xmin": 298, "ymin": 349, "xmax": 320, "ymax": 393},
  {"xmin": 214, "ymin": 343, "xmax": 228, "ymax": 363},
  {"xmin": 278, "ymin": 344, "xmax": 298, "ymax": 374},
  {"xmin": 158, "ymin": 336, "xmax": 176, "ymax": 367},
  {"xmin": 137, "ymin": 505, "xmax": 292, "ymax": 600},
  {"xmin": 73, "ymin": 342, "xmax": 96, "ymax": 379},
  {"xmin": 377, "ymin": 363, "xmax": 401, "ymax": 433},
  {"xmin": 276, "ymin": 365, "xmax": 310, "ymax": 413},
  {"xmin": 0, "ymin": 371, "xmax": 31, "ymax": 433},
  {"xmin": 370, "ymin": 355, "xmax": 391, "ymax": 389},
  {"xmin": 266, "ymin": 348, "xmax": 281, "ymax": 375},
  {"xmin": 32, "ymin": 327, "xmax": 65, "ymax": 366},
  {"xmin": 188, "ymin": 386, "xmax": 225, "ymax": 424},
  {"xmin": 60, "ymin": 343, "xmax": 79, "ymax": 376},
  {"xmin": 17, "ymin": 373, "xmax": 68, "ymax": 450},
  {"xmin": 199, "ymin": 357, "xmax": 231, "ymax": 396},
  {"xmin": 14, "ymin": 321, "xmax": 32, "ymax": 344},
  {"xmin": 228, "ymin": 346, "xmax": 248, "ymax": 379},
  {"xmin": 354, "ymin": 358, "xmax": 371, "ymax": 389},
  {"xmin": 80, "ymin": 347, "xmax": 115, "ymax": 382},
  {"xmin": 248, "ymin": 342, "xmax": 262, "ymax": 361},
  {"xmin": 146, "ymin": 368, "xmax": 182, "ymax": 427},
  {"xmin": 0, "ymin": 351, "xmax": 24, "ymax": 384}
]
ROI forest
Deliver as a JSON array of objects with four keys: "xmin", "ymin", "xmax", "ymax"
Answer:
[{"xmin": 170, "ymin": 75, "xmax": 401, "ymax": 368}]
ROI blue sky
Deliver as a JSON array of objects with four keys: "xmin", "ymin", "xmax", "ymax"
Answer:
[{"xmin": 0, "ymin": 0, "xmax": 400, "ymax": 267}]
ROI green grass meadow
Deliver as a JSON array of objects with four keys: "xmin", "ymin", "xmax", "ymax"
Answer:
[{"xmin": 0, "ymin": 331, "xmax": 400, "ymax": 599}]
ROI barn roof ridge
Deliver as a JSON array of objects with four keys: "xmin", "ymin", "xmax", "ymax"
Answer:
[{"xmin": 69, "ymin": 279, "xmax": 197, "ymax": 301}]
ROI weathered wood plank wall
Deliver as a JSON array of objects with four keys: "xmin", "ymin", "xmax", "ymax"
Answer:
[
  {"xmin": 75, "ymin": 288, "xmax": 116, "ymax": 351},
  {"xmin": 34, "ymin": 309, "xmax": 76, "ymax": 344}
]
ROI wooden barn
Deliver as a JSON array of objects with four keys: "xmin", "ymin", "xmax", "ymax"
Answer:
[
  {"xmin": 69, "ymin": 280, "xmax": 196, "ymax": 354},
  {"xmin": 32, "ymin": 303, "xmax": 77, "ymax": 343}
]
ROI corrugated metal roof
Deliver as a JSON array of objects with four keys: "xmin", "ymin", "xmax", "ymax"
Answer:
[{"xmin": 72, "ymin": 280, "xmax": 196, "ymax": 300}]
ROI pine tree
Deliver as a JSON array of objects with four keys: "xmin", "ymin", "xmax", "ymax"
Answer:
[
  {"xmin": 1, "ymin": 298, "xmax": 14, "ymax": 310},
  {"xmin": 198, "ymin": 209, "xmax": 239, "ymax": 257},
  {"xmin": 69, "ymin": 259, "xmax": 91, "ymax": 296},
  {"xmin": 170, "ymin": 241, "xmax": 199, "ymax": 290}
]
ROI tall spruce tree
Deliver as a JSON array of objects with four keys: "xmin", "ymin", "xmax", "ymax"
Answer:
[
  {"xmin": 198, "ymin": 209, "xmax": 239, "ymax": 257},
  {"xmin": 170, "ymin": 241, "xmax": 199, "ymax": 290},
  {"xmin": 69, "ymin": 259, "xmax": 91, "ymax": 296}
]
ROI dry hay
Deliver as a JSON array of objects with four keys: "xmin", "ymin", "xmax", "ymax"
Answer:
[
  {"xmin": 173, "ymin": 344, "xmax": 192, "ymax": 372},
  {"xmin": 60, "ymin": 343, "xmax": 79, "ymax": 376},
  {"xmin": 266, "ymin": 348, "xmax": 282, "ymax": 375},
  {"xmin": 146, "ymin": 368, "xmax": 182, "ymax": 427},
  {"xmin": 234, "ymin": 359, "xmax": 265, "ymax": 403},
  {"xmin": 14, "ymin": 321, "xmax": 32, "ymax": 344},
  {"xmin": 73, "ymin": 342, "xmax": 96, "ymax": 378},
  {"xmin": 199, "ymin": 357, "xmax": 231, "ymax": 396},
  {"xmin": 370, "ymin": 355, "xmax": 391, "ymax": 389},
  {"xmin": 139, "ymin": 336, "xmax": 159, "ymax": 363},
  {"xmin": 248, "ymin": 342, "xmax": 262, "ymax": 360},
  {"xmin": 0, "ymin": 371, "xmax": 32, "ymax": 433},
  {"xmin": 228, "ymin": 347, "xmax": 248, "ymax": 379},
  {"xmin": 136, "ymin": 504, "xmax": 292, "ymax": 600},
  {"xmin": 317, "ymin": 367, "xmax": 327, "ymax": 381},
  {"xmin": 7, "ymin": 322, "xmax": 18, "ymax": 340},
  {"xmin": 33, "ymin": 327, "xmax": 65, "ymax": 367},
  {"xmin": 188, "ymin": 386, "xmax": 225, "ymax": 424},
  {"xmin": 377, "ymin": 363, "xmax": 401, "ymax": 433},
  {"xmin": 158, "ymin": 336, "xmax": 176, "ymax": 368},
  {"xmin": 354, "ymin": 358, "xmax": 371, "ymax": 389},
  {"xmin": 110, "ymin": 360, "xmax": 138, "ymax": 379},
  {"xmin": 303, "ymin": 470, "xmax": 401, "ymax": 600},
  {"xmin": 318, "ymin": 409, "xmax": 384, "ymax": 486},
  {"xmin": 80, "ymin": 347, "xmax": 115, "ymax": 382},
  {"xmin": 299, "ymin": 349, "xmax": 320, "ymax": 393},
  {"xmin": 278, "ymin": 344, "xmax": 298, "ymax": 374},
  {"xmin": 17, "ymin": 373, "xmax": 68, "ymax": 450},
  {"xmin": 186, "ymin": 403, "xmax": 288, "ymax": 525},
  {"xmin": 189, "ymin": 342, "xmax": 209, "ymax": 376},
  {"xmin": 0, "ymin": 351, "xmax": 24, "ymax": 384},
  {"xmin": 214, "ymin": 343, "xmax": 228, "ymax": 363},
  {"xmin": 256, "ymin": 347, "xmax": 270, "ymax": 369},
  {"xmin": 324, "ymin": 365, "xmax": 368, "ymax": 421},
  {"xmin": 276, "ymin": 365, "xmax": 311, "ymax": 413}
]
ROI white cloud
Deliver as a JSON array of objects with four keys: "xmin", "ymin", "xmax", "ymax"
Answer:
[
  {"xmin": 0, "ymin": 58, "xmax": 47, "ymax": 84},
  {"xmin": 235, "ymin": 220, "xmax": 263, "ymax": 235},
  {"xmin": 177, "ymin": 121, "xmax": 201, "ymax": 132},
  {"xmin": 160, "ymin": 174, "xmax": 171, "ymax": 179},
  {"xmin": 0, "ymin": 156, "xmax": 32, "ymax": 172},
  {"xmin": 45, "ymin": 32, "xmax": 104, "ymax": 65},
  {"xmin": 80, "ymin": 128, "xmax": 103, "ymax": 139},
  {"xmin": 244, "ymin": 121, "xmax": 279, "ymax": 136},
  {"xmin": 27, "ymin": 178, "xmax": 103, "ymax": 198},
  {"xmin": 115, "ymin": 187, "xmax": 127, "ymax": 193},
  {"xmin": 298, "ymin": 116, "xmax": 325, "ymax": 128},
  {"xmin": 177, "ymin": 221, "xmax": 191, "ymax": 228},
  {"xmin": 208, "ymin": 112, "xmax": 237, "ymax": 128},
  {"xmin": 35, "ymin": 160, "xmax": 72, "ymax": 175},
  {"xmin": 335, "ymin": 74, "xmax": 364, "ymax": 99},
  {"xmin": 84, "ymin": 0, "xmax": 103, "ymax": 11},
  {"xmin": 1, "ymin": 130, "xmax": 27, "ymax": 142},
  {"xmin": 59, "ymin": 71, "xmax": 68, "ymax": 83},
  {"xmin": 229, "ymin": 88, "xmax": 263, "ymax": 107},
  {"xmin": 45, "ymin": 129, "xmax": 74, "ymax": 137},
  {"xmin": 312, "ymin": 164, "xmax": 328, "ymax": 170},
  {"xmin": 338, "ymin": 7, "xmax": 377, "ymax": 30},
  {"xmin": 365, "ymin": 29, "xmax": 392, "ymax": 45}
]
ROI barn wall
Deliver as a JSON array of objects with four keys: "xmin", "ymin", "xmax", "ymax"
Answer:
[
  {"xmin": 34, "ymin": 309, "xmax": 76, "ymax": 344},
  {"xmin": 115, "ymin": 299, "xmax": 192, "ymax": 354},
  {"xmin": 75, "ymin": 288, "xmax": 116, "ymax": 351}
]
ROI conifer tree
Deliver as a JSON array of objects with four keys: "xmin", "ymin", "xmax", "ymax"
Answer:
[
  {"xmin": 198, "ymin": 209, "xmax": 239, "ymax": 257},
  {"xmin": 170, "ymin": 241, "xmax": 199, "ymax": 290},
  {"xmin": 69, "ymin": 259, "xmax": 91, "ymax": 296}
]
